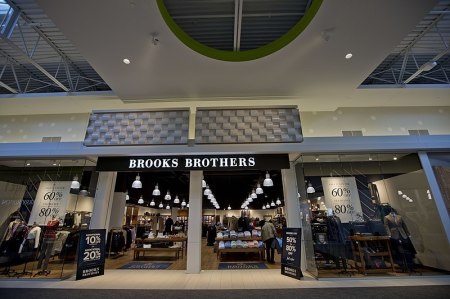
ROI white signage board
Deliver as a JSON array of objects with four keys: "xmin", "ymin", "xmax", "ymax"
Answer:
[
  {"xmin": 321, "ymin": 177, "xmax": 363, "ymax": 223},
  {"xmin": 28, "ymin": 181, "xmax": 71, "ymax": 225}
]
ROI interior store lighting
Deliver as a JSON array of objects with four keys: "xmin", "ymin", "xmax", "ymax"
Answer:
[
  {"xmin": 202, "ymin": 178, "xmax": 207, "ymax": 188},
  {"xmin": 181, "ymin": 199, "xmax": 186, "ymax": 207},
  {"xmin": 125, "ymin": 190, "xmax": 129, "ymax": 201},
  {"xmin": 276, "ymin": 198, "xmax": 281, "ymax": 205},
  {"xmin": 71, "ymin": 176, "xmax": 80, "ymax": 189},
  {"xmin": 150, "ymin": 199, "xmax": 155, "ymax": 206},
  {"xmin": 247, "ymin": 194, "xmax": 253, "ymax": 203},
  {"xmin": 164, "ymin": 191, "xmax": 171, "ymax": 200},
  {"xmin": 137, "ymin": 195, "xmax": 144, "ymax": 204},
  {"xmin": 262, "ymin": 205, "xmax": 266, "ymax": 210},
  {"xmin": 255, "ymin": 183, "xmax": 264, "ymax": 195},
  {"xmin": 306, "ymin": 182, "xmax": 315, "ymax": 194},
  {"xmin": 251, "ymin": 189, "xmax": 257, "ymax": 199},
  {"xmin": 186, "ymin": 202, "xmax": 189, "ymax": 208},
  {"xmin": 263, "ymin": 172, "xmax": 273, "ymax": 187},
  {"xmin": 132, "ymin": 174, "xmax": 142, "ymax": 188},
  {"xmin": 265, "ymin": 203, "xmax": 270, "ymax": 208},
  {"xmin": 158, "ymin": 202, "xmax": 163, "ymax": 208},
  {"xmin": 270, "ymin": 200, "xmax": 275, "ymax": 207},
  {"xmin": 152, "ymin": 184, "xmax": 160, "ymax": 196},
  {"xmin": 174, "ymin": 195, "xmax": 180, "ymax": 204},
  {"xmin": 204, "ymin": 185, "xmax": 211, "ymax": 196},
  {"xmin": 166, "ymin": 204, "xmax": 170, "ymax": 210},
  {"xmin": 79, "ymin": 189, "xmax": 89, "ymax": 197},
  {"xmin": 228, "ymin": 205, "xmax": 231, "ymax": 210}
]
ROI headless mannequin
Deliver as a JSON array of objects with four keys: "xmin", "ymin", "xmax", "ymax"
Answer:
[{"xmin": 36, "ymin": 216, "xmax": 60, "ymax": 275}]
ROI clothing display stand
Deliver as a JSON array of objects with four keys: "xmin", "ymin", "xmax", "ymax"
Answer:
[{"xmin": 107, "ymin": 228, "xmax": 125, "ymax": 259}]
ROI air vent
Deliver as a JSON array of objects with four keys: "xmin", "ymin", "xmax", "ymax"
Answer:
[
  {"xmin": 408, "ymin": 129, "xmax": 429, "ymax": 136},
  {"xmin": 342, "ymin": 130, "xmax": 363, "ymax": 137},
  {"xmin": 42, "ymin": 137, "xmax": 62, "ymax": 142}
]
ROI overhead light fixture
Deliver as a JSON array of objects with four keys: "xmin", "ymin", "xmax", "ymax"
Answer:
[
  {"xmin": 125, "ymin": 190, "xmax": 130, "ymax": 201},
  {"xmin": 150, "ymin": 199, "xmax": 155, "ymax": 206},
  {"xmin": 138, "ymin": 196, "xmax": 144, "ymax": 204},
  {"xmin": 368, "ymin": 155, "xmax": 373, "ymax": 161},
  {"xmin": 123, "ymin": 58, "xmax": 131, "ymax": 64},
  {"xmin": 158, "ymin": 202, "xmax": 163, "ymax": 208},
  {"xmin": 79, "ymin": 189, "xmax": 89, "ymax": 197},
  {"xmin": 244, "ymin": 206, "xmax": 248, "ymax": 210},
  {"xmin": 263, "ymin": 172, "xmax": 273, "ymax": 187},
  {"xmin": 208, "ymin": 193, "xmax": 214, "ymax": 200},
  {"xmin": 251, "ymin": 189, "xmax": 257, "ymax": 199},
  {"xmin": 71, "ymin": 176, "xmax": 80, "ymax": 189},
  {"xmin": 247, "ymin": 194, "xmax": 253, "ymax": 203},
  {"xmin": 306, "ymin": 182, "xmax": 315, "ymax": 194},
  {"xmin": 186, "ymin": 202, "xmax": 189, "ymax": 208},
  {"xmin": 202, "ymin": 178, "xmax": 207, "ymax": 188},
  {"xmin": 164, "ymin": 191, "xmax": 171, "ymax": 201},
  {"xmin": 204, "ymin": 185, "xmax": 211, "ymax": 196},
  {"xmin": 266, "ymin": 203, "xmax": 270, "ymax": 209},
  {"xmin": 52, "ymin": 161, "xmax": 57, "ymax": 166},
  {"xmin": 262, "ymin": 205, "xmax": 266, "ymax": 210},
  {"xmin": 393, "ymin": 155, "xmax": 398, "ymax": 161},
  {"xmin": 181, "ymin": 199, "xmax": 186, "ymax": 207},
  {"xmin": 315, "ymin": 156, "xmax": 320, "ymax": 161},
  {"xmin": 132, "ymin": 174, "xmax": 142, "ymax": 188},
  {"xmin": 26, "ymin": 162, "xmax": 31, "ymax": 166},
  {"xmin": 276, "ymin": 198, "xmax": 281, "ymax": 205},
  {"xmin": 228, "ymin": 205, "xmax": 231, "ymax": 210},
  {"xmin": 166, "ymin": 204, "xmax": 170, "ymax": 210},
  {"xmin": 397, "ymin": 190, "xmax": 403, "ymax": 195},
  {"xmin": 152, "ymin": 184, "xmax": 160, "ymax": 196},
  {"xmin": 270, "ymin": 200, "xmax": 275, "ymax": 207},
  {"xmin": 255, "ymin": 183, "xmax": 264, "ymax": 195},
  {"xmin": 345, "ymin": 53, "xmax": 353, "ymax": 59},
  {"xmin": 174, "ymin": 195, "xmax": 180, "ymax": 204}
]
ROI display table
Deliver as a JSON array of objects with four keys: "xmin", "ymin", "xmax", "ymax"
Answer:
[
  {"xmin": 349, "ymin": 235, "xmax": 395, "ymax": 275},
  {"xmin": 215, "ymin": 237, "xmax": 264, "ymax": 261},
  {"xmin": 134, "ymin": 237, "xmax": 187, "ymax": 260}
]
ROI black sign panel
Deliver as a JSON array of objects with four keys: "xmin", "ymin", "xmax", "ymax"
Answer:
[
  {"xmin": 96, "ymin": 154, "xmax": 289, "ymax": 172},
  {"xmin": 76, "ymin": 229, "xmax": 106, "ymax": 280},
  {"xmin": 281, "ymin": 228, "xmax": 303, "ymax": 280}
]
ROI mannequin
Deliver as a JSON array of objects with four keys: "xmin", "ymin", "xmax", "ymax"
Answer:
[
  {"xmin": 151, "ymin": 213, "xmax": 164, "ymax": 236},
  {"xmin": 164, "ymin": 217, "xmax": 174, "ymax": 235},
  {"xmin": 19, "ymin": 222, "xmax": 41, "ymax": 253},
  {"xmin": 36, "ymin": 215, "xmax": 60, "ymax": 275}
]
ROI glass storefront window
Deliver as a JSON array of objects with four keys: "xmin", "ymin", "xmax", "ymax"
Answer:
[{"xmin": 0, "ymin": 159, "xmax": 95, "ymax": 279}]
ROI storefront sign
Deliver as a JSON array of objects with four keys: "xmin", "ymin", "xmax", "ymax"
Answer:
[
  {"xmin": 96, "ymin": 154, "xmax": 289, "ymax": 171},
  {"xmin": 76, "ymin": 229, "xmax": 106, "ymax": 280},
  {"xmin": 321, "ymin": 177, "xmax": 363, "ymax": 223},
  {"xmin": 281, "ymin": 227, "xmax": 302, "ymax": 280},
  {"xmin": 28, "ymin": 181, "xmax": 71, "ymax": 225}
]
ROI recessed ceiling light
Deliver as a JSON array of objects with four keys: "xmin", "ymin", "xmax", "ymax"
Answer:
[
  {"xmin": 123, "ymin": 58, "xmax": 131, "ymax": 64},
  {"xmin": 345, "ymin": 53, "xmax": 353, "ymax": 59}
]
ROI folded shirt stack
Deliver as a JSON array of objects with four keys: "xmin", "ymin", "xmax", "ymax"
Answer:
[{"xmin": 219, "ymin": 241, "xmax": 225, "ymax": 249}]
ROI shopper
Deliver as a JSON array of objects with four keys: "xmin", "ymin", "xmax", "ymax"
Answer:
[{"xmin": 261, "ymin": 220, "xmax": 276, "ymax": 264}]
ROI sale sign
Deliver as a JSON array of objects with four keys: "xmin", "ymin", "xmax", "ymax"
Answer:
[
  {"xmin": 28, "ymin": 181, "xmax": 71, "ymax": 225},
  {"xmin": 76, "ymin": 229, "xmax": 106, "ymax": 280},
  {"xmin": 321, "ymin": 177, "xmax": 363, "ymax": 223},
  {"xmin": 281, "ymin": 228, "xmax": 302, "ymax": 280}
]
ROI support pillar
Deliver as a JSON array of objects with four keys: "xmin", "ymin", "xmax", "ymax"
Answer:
[
  {"xmin": 187, "ymin": 170, "xmax": 203, "ymax": 273},
  {"xmin": 108, "ymin": 192, "xmax": 126, "ymax": 230},
  {"xmin": 90, "ymin": 172, "xmax": 117, "ymax": 230}
]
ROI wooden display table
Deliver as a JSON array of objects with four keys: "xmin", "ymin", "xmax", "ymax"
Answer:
[
  {"xmin": 215, "ymin": 237, "xmax": 264, "ymax": 261},
  {"xmin": 134, "ymin": 237, "xmax": 187, "ymax": 260},
  {"xmin": 349, "ymin": 235, "xmax": 395, "ymax": 275}
]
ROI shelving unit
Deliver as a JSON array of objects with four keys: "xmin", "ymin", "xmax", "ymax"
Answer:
[{"xmin": 349, "ymin": 235, "xmax": 395, "ymax": 275}]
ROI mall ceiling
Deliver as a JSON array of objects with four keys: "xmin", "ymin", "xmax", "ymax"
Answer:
[{"xmin": 0, "ymin": 0, "xmax": 448, "ymax": 109}]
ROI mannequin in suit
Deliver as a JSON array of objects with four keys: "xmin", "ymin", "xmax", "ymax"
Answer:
[{"xmin": 383, "ymin": 211, "xmax": 409, "ymax": 240}]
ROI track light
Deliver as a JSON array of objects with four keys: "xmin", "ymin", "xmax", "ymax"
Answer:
[
  {"xmin": 152, "ymin": 184, "xmax": 161, "ymax": 196},
  {"xmin": 132, "ymin": 174, "xmax": 142, "ymax": 188},
  {"xmin": 263, "ymin": 172, "xmax": 273, "ymax": 187},
  {"xmin": 71, "ymin": 176, "xmax": 80, "ymax": 189},
  {"xmin": 255, "ymin": 183, "xmax": 264, "ymax": 195}
]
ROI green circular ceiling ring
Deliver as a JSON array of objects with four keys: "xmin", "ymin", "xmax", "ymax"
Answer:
[{"xmin": 157, "ymin": 0, "xmax": 323, "ymax": 62}]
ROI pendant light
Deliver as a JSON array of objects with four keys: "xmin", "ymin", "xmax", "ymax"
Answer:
[
  {"xmin": 174, "ymin": 195, "xmax": 180, "ymax": 204},
  {"xmin": 202, "ymin": 177, "xmax": 207, "ymax": 188},
  {"xmin": 158, "ymin": 202, "xmax": 163, "ymax": 208},
  {"xmin": 306, "ymin": 182, "xmax": 315, "ymax": 194},
  {"xmin": 71, "ymin": 176, "xmax": 80, "ymax": 189},
  {"xmin": 137, "ymin": 195, "xmax": 144, "ymax": 204},
  {"xmin": 186, "ymin": 202, "xmax": 189, "ymax": 208},
  {"xmin": 255, "ymin": 183, "xmax": 263, "ymax": 195},
  {"xmin": 244, "ymin": 206, "xmax": 248, "ymax": 210},
  {"xmin": 150, "ymin": 199, "xmax": 155, "ymax": 206},
  {"xmin": 270, "ymin": 200, "xmax": 275, "ymax": 207},
  {"xmin": 262, "ymin": 205, "xmax": 266, "ymax": 210},
  {"xmin": 247, "ymin": 194, "xmax": 253, "ymax": 203},
  {"xmin": 125, "ymin": 190, "xmax": 130, "ymax": 201},
  {"xmin": 164, "ymin": 190, "xmax": 171, "ymax": 201},
  {"xmin": 265, "ymin": 203, "xmax": 270, "ymax": 208},
  {"xmin": 79, "ymin": 189, "xmax": 89, "ymax": 197},
  {"xmin": 228, "ymin": 205, "xmax": 231, "ymax": 210},
  {"xmin": 251, "ymin": 189, "xmax": 257, "ymax": 199},
  {"xmin": 132, "ymin": 174, "xmax": 142, "ymax": 189},
  {"xmin": 208, "ymin": 193, "xmax": 214, "ymax": 200},
  {"xmin": 263, "ymin": 171, "xmax": 273, "ymax": 187},
  {"xmin": 152, "ymin": 184, "xmax": 160, "ymax": 196},
  {"xmin": 204, "ymin": 185, "xmax": 211, "ymax": 196},
  {"xmin": 276, "ymin": 198, "xmax": 281, "ymax": 205},
  {"xmin": 181, "ymin": 199, "xmax": 186, "ymax": 207},
  {"xmin": 165, "ymin": 204, "xmax": 170, "ymax": 210}
]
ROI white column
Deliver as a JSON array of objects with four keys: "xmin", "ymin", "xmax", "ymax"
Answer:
[
  {"xmin": 187, "ymin": 170, "xmax": 203, "ymax": 273},
  {"xmin": 90, "ymin": 172, "xmax": 117, "ymax": 229},
  {"xmin": 108, "ymin": 192, "xmax": 126, "ymax": 230},
  {"xmin": 282, "ymin": 163, "xmax": 301, "ymax": 228},
  {"xmin": 419, "ymin": 152, "xmax": 450, "ymax": 242}
]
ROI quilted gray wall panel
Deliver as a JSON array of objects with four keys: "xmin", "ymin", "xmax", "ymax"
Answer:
[
  {"xmin": 84, "ymin": 110, "xmax": 189, "ymax": 146},
  {"xmin": 195, "ymin": 108, "xmax": 303, "ymax": 144}
]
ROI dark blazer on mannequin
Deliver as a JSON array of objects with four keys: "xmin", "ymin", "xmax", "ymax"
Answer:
[{"xmin": 383, "ymin": 213, "xmax": 409, "ymax": 239}]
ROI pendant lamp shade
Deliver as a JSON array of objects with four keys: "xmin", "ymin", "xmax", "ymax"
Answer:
[
  {"xmin": 204, "ymin": 185, "xmax": 211, "ymax": 196},
  {"xmin": 187, "ymin": 202, "xmax": 189, "ymax": 208},
  {"xmin": 244, "ymin": 206, "xmax": 248, "ymax": 210},
  {"xmin": 228, "ymin": 205, "xmax": 231, "ymax": 210},
  {"xmin": 306, "ymin": 183, "xmax": 315, "ymax": 194},
  {"xmin": 202, "ymin": 178, "xmax": 207, "ymax": 188},
  {"xmin": 71, "ymin": 176, "xmax": 80, "ymax": 189},
  {"xmin": 251, "ymin": 189, "xmax": 257, "ymax": 199},
  {"xmin": 263, "ymin": 172, "xmax": 273, "ymax": 187},
  {"xmin": 208, "ymin": 193, "xmax": 214, "ymax": 200},
  {"xmin": 276, "ymin": 198, "xmax": 281, "ymax": 205},
  {"xmin": 247, "ymin": 196, "xmax": 253, "ymax": 203},
  {"xmin": 266, "ymin": 203, "xmax": 270, "ymax": 208},
  {"xmin": 262, "ymin": 205, "xmax": 266, "ymax": 210},
  {"xmin": 174, "ymin": 195, "xmax": 180, "ymax": 204},
  {"xmin": 150, "ymin": 199, "xmax": 155, "ymax": 206},
  {"xmin": 166, "ymin": 204, "xmax": 170, "ymax": 210},
  {"xmin": 132, "ymin": 175, "xmax": 142, "ymax": 189},
  {"xmin": 125, "ymin": 191, "xmax": 130, "ymax": 201},
  {"xmin": 152, "ymin": 184, "xmax": 160, "ymax": 196},
  {"xmin": 164, "ymin": 190, "xmax": 171, "ymax": 200},
  {"xmin": 255, "ymin": 183, "xmax": 263, "ymax": 194},
  {"xmin": 158, "ymin": 202, "xmax": 163, "ymax": 208},
  {"xmin": 137, "ymin": 196, "xmax": 144, "ymax": 204},
  {"xmin": 181, "ymin": 199, "xmax": 186, "ymax": 207},
  {"xmin": 79, "ymin": 189, "xmax": 89, "ymax": 197},
  {"xmin": 270, "ymin": 200, "xmax": 275, "ymax": 207}
]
